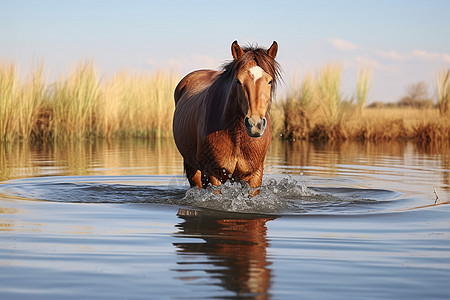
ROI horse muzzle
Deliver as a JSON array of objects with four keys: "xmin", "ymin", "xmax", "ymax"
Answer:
[{"xmin": 244, "ymin": 116, "xmax": 267, "ymax": 137}]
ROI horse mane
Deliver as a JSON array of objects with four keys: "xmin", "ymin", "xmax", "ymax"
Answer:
[{"xmin": 218, "ymin": 44, "xmax": 281, "ymax": 95}]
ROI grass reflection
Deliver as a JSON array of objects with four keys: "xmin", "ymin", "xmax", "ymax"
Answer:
[
  {"xmin": 267, "ymin": 139, "xmax": 450, "ymax": 190},
  {"xmin": 0, "ymin": 138, "xmax": 183, "ymax": 181},
  {"xmin": 1, "ymin": 138, "xmax": 448, "ymax": 191}
]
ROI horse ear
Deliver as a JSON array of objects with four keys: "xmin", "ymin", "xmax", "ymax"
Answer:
[
  {"xmin": 267, "ymin": 41, "xmax": 278, "ymax": 58},
  {"xmin": 231, "ymin": 41, "xmax": 245, "ymax": 60}
]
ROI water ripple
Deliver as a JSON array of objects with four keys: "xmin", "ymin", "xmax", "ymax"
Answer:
[{"xmin": 0, "ymin": 175, "xmax": 406, "ymax": 215}]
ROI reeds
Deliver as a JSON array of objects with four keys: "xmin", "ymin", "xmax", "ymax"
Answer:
[
  {"xmin": 356, "ymin": 68, "xmax": 372, "ymax": 114},
  {"xmin": 1, "ymin": 60, "xmax": 448, "ymax": 143},
  {"xmin": 275, "ymin": 64, "xmax": 357, "ymax": 140},
  {"xmin": 0, "ymin": 60, "xmax": 179, "ymax": 142},
  {"xmin": 0, "ymin": 62, "xmax": 17, "ymax": 141},
  {"xmin": 437, "ymin": 69, "xmax": 450, "ymax": 116},
  {"xmin": 273, "ymin": 64, "xmax": 449, "ymax": 142},
  {"xmin": 50, "ymin": 61, "xmax": 100, "ymax": 139},
  {"xmin": 96, "ymin": 69, "xmax": 177, "ymax": 138},
  {"xmin": 0, "ymin": 61, "xmax": 48, "ymax": 141}
]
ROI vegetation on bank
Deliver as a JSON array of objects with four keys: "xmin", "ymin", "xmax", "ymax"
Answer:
[
  {"xmin": 0, "ymin": 60, "xmax": 449, "ymax": 143},
  {"xmin": 0, "ymin": 60, "xmax": 178, "ymax": 141},
  {"xmin": 271, "ymin": 64, "xmax": 449, "ymax": 142}
]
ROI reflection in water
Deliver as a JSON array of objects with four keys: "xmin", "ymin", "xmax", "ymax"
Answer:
[
  {"xmin": 0, "ymin": 138, "xmax": 183, "ymax": 181},
  {"xmin": 0, "ymin": 205, "xmax": 18, "ymax": 231},
  {"xmin": 415, "ymin": 142, "xmax": 450, "ymax": 190},
  {"xmin": 1, "ymin": 138, "xmax": 449, "ymax": 193},
  {"xmin": 1, "ymin": 138, "xmax": 449, "ymax": 299},
  {"xmin": 174, "ymin": 209, "xmax": 275, "ymax": 299},
  {"xmin": 267, "ymin": 139, "xmax": 450, "ymax": 191}
]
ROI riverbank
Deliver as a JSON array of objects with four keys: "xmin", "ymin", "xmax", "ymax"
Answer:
[{"xmin": 1, "ymin": 61, "xmax": 448, "ymax": 142}]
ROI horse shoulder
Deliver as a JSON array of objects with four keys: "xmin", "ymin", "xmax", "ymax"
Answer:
[
  {"xmin": 174, "ymin": 69, "xmax": 219, "ymax": 105},
  {"xmin": 174, "ymin": 70, "xmax": 221, "ymax": 170}
]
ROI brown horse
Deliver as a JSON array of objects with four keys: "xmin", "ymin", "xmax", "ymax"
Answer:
[{"xmin": 173, "ymin": 41, "xmax": 280, "ymax": 190}]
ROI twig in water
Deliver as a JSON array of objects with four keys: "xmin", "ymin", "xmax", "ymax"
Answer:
[{"xmin": 433, "ymin": 188, "xmax": 439, "ymax": 205}]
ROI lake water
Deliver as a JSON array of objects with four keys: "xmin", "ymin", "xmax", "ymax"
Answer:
[{"xmin": 0, "ymin": 138, "xmax": 449, "ymax": 299}]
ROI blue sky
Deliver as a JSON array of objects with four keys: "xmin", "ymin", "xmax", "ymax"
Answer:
[{"xmin": 1, "ymin": 0, "xmax": 449, "ymax": 102}]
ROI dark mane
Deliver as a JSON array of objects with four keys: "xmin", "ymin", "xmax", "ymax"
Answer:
[{"xmin": 219, "ymin": 45, "xmax": 281, "ymax": 94}]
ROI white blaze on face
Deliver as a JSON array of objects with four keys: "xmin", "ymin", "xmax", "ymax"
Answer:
[{"xmin": 249, "ymin": 66, "xmax": 264, "ymax": 84}]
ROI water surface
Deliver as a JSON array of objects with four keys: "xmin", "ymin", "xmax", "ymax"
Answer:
[{"xmin": 0, "ymin": 139, "xmax": 449, "ymax": 299}]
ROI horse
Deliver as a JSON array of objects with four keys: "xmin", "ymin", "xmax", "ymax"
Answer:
[{"xmin": 173, "ymin": 41, "xmax": 280, "ymax": 192}]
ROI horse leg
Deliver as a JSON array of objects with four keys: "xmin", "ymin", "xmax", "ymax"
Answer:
[
  {"xmin": 201, "ymin": 175, "xmax": 222, "ymax": 195},
  {"xmin": 184, "ymin": 161, "xmax": 202, "ymax": 188},
  {"xmin": 244, "ymin": 167, "xmax": 264, "ymax": 197},
  {"xmin": 207, "ymin": 175, "xmax": 221, "ymax": 187},
  {"xmin": 200, "ymin": 172, "xmax": 221, "ymax": 187}
]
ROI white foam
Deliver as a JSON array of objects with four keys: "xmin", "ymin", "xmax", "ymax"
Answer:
[{"xmin": 181, "ymin": 175, "xmax": 317, "ymax": 214}]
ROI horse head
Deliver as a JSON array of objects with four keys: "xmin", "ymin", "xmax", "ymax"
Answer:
[{"xmin": 231, "ymin": 41, "xmax": 278, "ymax": 138}]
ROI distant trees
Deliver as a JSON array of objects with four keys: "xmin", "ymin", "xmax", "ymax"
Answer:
[
  {"xmin": 398, "ymin": 81, "xmax": 434, "ymax": 109},
  {"xmin": 368, "ymin": 81, "xmax": 435, "ymax": 109}
]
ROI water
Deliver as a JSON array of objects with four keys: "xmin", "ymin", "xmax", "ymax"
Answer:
[{"xmin": 0, "ymin": 139, "xmax": 449, "ymax": 299}]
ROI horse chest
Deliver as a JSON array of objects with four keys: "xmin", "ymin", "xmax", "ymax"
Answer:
[{"xmin": 206, "ymin": 132, "xmax": 265, "ymax": 177}]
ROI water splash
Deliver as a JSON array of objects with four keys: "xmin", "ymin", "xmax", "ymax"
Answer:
[
  {"xmin": 0, "ymin": 175, "xmax": 402, "ymax": 215},
  {"xmin": 180, "ymin": 176, "xmax": 320, "ymax": 214},
  {"xmin": 179, "ymin": 175, "xmax": 403, "ymax": 214}
]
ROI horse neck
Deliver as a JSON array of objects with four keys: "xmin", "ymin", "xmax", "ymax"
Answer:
[
  {"xmin": 204, "ymin": 75, "xmax": 242, "ymax": 131},
  {"xmin": 222, "ymin": 86, "xmax": 244, "ymax": 130}
]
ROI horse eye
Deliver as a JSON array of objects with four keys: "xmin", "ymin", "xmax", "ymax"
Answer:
[{"xmin": 268, "ymin": 80, "xmax": 273, "ymax": 85}]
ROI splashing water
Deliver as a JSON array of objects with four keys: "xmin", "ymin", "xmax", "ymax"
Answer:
[
  {"xmin": 0, "ymin": 175, "xmax": 402, "ymax": 215},
  {"xmin": 180, "ymin": 175, "xmax": 402, "ymax": 215},
  {"xmin": 181, "ymin": 176, "xmax": 320, "ymax": 214}
]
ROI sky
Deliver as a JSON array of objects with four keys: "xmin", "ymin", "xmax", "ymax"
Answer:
[{"xmin": 1, "ymin": 0, "xmax": 449, "ymax": 103}]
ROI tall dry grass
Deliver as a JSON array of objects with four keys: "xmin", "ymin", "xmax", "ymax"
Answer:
[
  {"xmin": 50, "ymin": 61, "xmax": 100, "ymax": 139},
  {"xmin": 0, "ymin": 62, "xmax": 17, "ymax": 141},
  {"xmin": 437, "ymin": 69, "xmax": 450, "ymax": 116},
  {"xmin": 356, "ymin": 68, "xmax": 372, "ymax": 114},
  {"xmin": 0, "ymin": 61, "xmax": 48, "ymax": 141},
  {"xmin": 96, "ymin": 69, "xmax": 177, "ymax": 138},
  {"xmin": 0, "ymin": 60, "xmax": 179, "ymax": 142},
  {"xmin": 272, "ymin": 63, "xmax": 449, "ymax": 142},
  {"xmin": 274, "ymin": 64, "xmax": 358, "ymax": 140},
  {"xmin": 1, "ymin": 60, "xmax": 448, "ymax": 143},
  {"xmin": 350, "ymin": 107, "xmax": 449, "ymax": 142}
]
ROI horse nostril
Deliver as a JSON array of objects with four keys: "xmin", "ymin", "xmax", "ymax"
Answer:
[
  {"xmin": 256, "ymin": 118, "xmax": 266, "ymax": 130},
  {"xmin": 244, "ymin": 117, "xmax": 252, "ymax": 128}
]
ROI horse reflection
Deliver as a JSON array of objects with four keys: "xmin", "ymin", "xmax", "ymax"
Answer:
[{"xmin": 173, "ymin": 209, "xmax": 275, "ymax": 299}]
